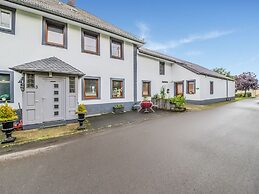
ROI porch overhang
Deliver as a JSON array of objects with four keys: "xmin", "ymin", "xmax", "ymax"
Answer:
[{"xmin": 10, "ymin": 57, "xmax": 85, "ymax": 77}]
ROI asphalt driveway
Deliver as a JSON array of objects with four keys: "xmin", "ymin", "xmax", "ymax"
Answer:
[{"xmin": 0, "ymin": 98, "xmax": 259, "ymax": 194}]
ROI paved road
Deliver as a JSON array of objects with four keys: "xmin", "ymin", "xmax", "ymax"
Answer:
[{"xmin": 1, "ymin": 99, "xmax": 259, "ymax": 194}]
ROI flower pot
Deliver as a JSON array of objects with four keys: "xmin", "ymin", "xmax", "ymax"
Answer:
[
  {"xmin": 113, "ymin": 107, "xmax": 124, "ymax": 114},
  {"xmin": 1, "ymin": 121, "xmax": 16, "ymax": 144},
  {"xmin": 77, "ymin": 113, "xmax": 86, "ymax": 128}
]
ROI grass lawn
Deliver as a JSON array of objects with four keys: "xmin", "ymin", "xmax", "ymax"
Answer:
[
  {"xmin": 0, "ymin": 122, "xmax": 91, "ymax": 148},
  {"xmin": 186, "ymin": 97, "xmax": 255, "ymax": 111}
]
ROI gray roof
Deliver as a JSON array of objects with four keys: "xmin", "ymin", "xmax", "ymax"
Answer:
[
  {"xmin": 10, "ymin": 57, "xmax": 85, "ymax": 76},
  {"xmin": 6, "ymin": 0, "xmax": 144, "ymax": 44},
  {"xmin": 139, "ymin": 48, "xmax": 233, "ymax": 81}
]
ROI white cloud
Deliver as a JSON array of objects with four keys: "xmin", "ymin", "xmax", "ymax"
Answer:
[
  {"xmin": 135, "ymin": 23, "xmax": 234, "ymax": 52},
  {"xmin": 136, "ymin": 22, "xmax": 150, "ymax": 40}
]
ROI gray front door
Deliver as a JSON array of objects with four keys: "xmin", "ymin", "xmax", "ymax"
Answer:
[{"xmin": 41, "ymin": 77, "xmax": 66, "ymax": 122}]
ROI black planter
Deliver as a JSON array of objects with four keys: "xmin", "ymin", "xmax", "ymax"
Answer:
[
  {"xmin": 113, "ymin": 107, "xmax": 124, "ymax": 114},
  {"xmin": 1, "ymin": 121, "xmax": 16, "ymax": 144},
  {"xmin": 77, "ymin": 113, "xmax": 86, "ymax": 129}
]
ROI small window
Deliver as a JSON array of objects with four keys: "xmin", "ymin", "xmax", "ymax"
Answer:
[
  {"xmin": 142, "ymin": 81, "xmax": 151, "ymax": 97},
  {"xmin": 84, "ymin": 78, "xmax": 99, "ymax": 99},
  {"xmin": 0, "ymin": 6, "xmax": 15, "ymax": 34},
  {"xmin": 69, "ymin": 77, "xmax": 75, "ymax": 93},
  {"xmin": 54, "ymin": 105, "xmax": 59, "ymax": 109},
  {"xmin": 159, "ymin": 62, "xmax": 165, "ymax": 75},
  {"xmin": 54, "ymin": 91, "xmax": 59, "ymax": 95},
  {"xmin": 54, "ymin": 84, "xmax": 59, "ymax": 89},
  {"xmin": 26, "ymin": 74, "xmax": 35, "ymax": 88},
  {"xmin": 0, "ymin": 73, "xmax": 11, "ymax": 101},
  {"xmin": 54, "ymin": 98, "xmax": 59, "ymax": 102},
  {"xmin": 111, "ymin": 79, "xmax": 124, "ymax": 98},
  {"xmin": 54, "ymin": 111, "xmax": 59, "ymax": 116},
  {"xmin": 82, "ymin": 29, "xmax": 100, "ymax": 55},
  {"xmin": 111, "ymin": 38, "xmax": 123, "ymax": 59},
  {"xmin": 187, "ymin": 80, "xmax": 196, "ymax": 94},
  {"xmin": 43, "ymin": 18, "xmax": 67, "ymax": 48},
  {"xmin": 210, "ymin": 81, "xmax": 214, "ymax": 95}
]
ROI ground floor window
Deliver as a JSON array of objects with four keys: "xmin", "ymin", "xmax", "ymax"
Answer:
[
  {"xmin": 84, "ymin": 78, "xmax": 99, "ymax": 99},
  {"xmin": 111, "ymin": 79, "xmax": 124, "ymax": 98},
  {"xmin": 187, "ymin": 80, "xmax": 196, "ymax": 94},
  {"xmin": 175, "ymin": 81, "xmax": 184, "ymax": 96},
  {"xmin": 0, "ymin": 71, "xmax": 13, "ymax": 102},
  {"xmin": 142, "ymin": 81, "xmax": 151, "ymax": 97}
]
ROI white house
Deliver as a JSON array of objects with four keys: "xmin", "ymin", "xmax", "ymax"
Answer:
[{"xmin": 0, "ymin": 0, "xmax": 235, "ymax": 129}]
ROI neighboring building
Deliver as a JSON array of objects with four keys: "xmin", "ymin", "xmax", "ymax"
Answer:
[{"xmin": 0, "ymin": 0, "xmax": 235, "ymax": 129}]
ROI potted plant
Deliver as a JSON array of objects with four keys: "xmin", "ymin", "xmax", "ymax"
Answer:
[
  {"xmin": 76, "ymin": 104, "xmax": 87, "ymax": 128},
  {"xmin": 113, "ymin": 104, "xmax": 124, "ymax": 114},
  {"xmin": 0, "ymin": 102, "xmax": 18, "ymax": 144}
]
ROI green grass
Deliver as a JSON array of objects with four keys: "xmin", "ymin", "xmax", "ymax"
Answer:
[{"xmin": 0, "ymin": 121, "xmax": 92, "ymax": 148}]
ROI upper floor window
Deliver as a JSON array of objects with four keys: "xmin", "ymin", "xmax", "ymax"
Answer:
[
  {"xmin": 111, "ymin": 38, "xmax": 124, "ymax": 59},
  {"xmin": 210, "ymin": 81, "xmax": 214, "ymax": 95},
  {"xmin": 159, "ymin": 62, "xmax": 165, "ymax": 75},
  {"xmin": 82, "ymin": 29, "xmax": 100, "ymax": 55},
  {"xmin": 43, "ymin": 18, "xmax": 67, "ymax": 48},
  {"xmin": 0, "ymin": 6, "xmax": 15, "ymax": 34},
  {"xmin": 187, "ymin": 80, "xmax": 196, "ymax": 94},
  {"xmin": 0, "ymin": 71, "xmax": 14, "ymax": 103}
]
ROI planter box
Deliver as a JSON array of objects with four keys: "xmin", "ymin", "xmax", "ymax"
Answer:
[{"xmin": 113, "ymin": 107, "xmax": 124, "ymax": 114}]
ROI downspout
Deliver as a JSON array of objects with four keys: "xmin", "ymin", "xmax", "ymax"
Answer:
[
  {"xmin": 226, "ymin": 80, "xmax": 229, "ymax": 101},
  {"xmin": 133, "ymin": 45, "xmax": 138, "ymax": 103}
]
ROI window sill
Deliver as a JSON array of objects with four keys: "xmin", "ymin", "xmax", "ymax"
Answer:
[
  {"xmin": 43, "ymin": 42, "xmax": 66, "ymax": 49},
  {"xmin": 82, "ymin": 50, "xmax": 100, "ymax": 56},
  {"xmin": 111, "ymin": 56, "xmax": 124, "ymax": 60},
  {"xmin": 0, "ymin": 27, "xmax": 15, "ymax": 35}
]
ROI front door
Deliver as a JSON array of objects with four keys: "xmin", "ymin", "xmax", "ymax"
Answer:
[
  {"xmin": 175, "ymin": 82, "xmax": 184, "ymax": 96},
  {"xmin": 41, "ymin": 77, "xmax": 66, "ymax": 122}
]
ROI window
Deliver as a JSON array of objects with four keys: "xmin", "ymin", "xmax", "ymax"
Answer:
[
  {"xmin": 210, "ymin": 81, "xmax": 214, "ymax": 94},
  {"xmin": 0, "ymin": 72, "xmax": 13, "ymax": 103},
  {"xmin": 43, "ymin": 18, "xmax": 67, "ymax": 48},
  {"xmin": 84, "ymin": 78, "xmax": 99, "ymax": 99},
  {"xmin": 26, "ymin": 74, "xmax": 35, "ymax": 88},
  {"xmin": 187, "ymin": 80, "xmax": 196, "ymax": 94},
  {"xmin": 142, "ymin": 81, "xmax": 151, "ymax": 97},
  {"xmin": 159, "ymin": 62, "xmax": 165, "ymax": 75},
  {"xmin": 111, "ymin": 38, "xmax": 124, "ymax": 59},
  {"xmin": 111, "ymin": 79, "xmax": 124, "ymax": 98},
  {"xmin": 82, "ymin": 29, "xmax": 100, "ymax": 55},
  {"xmin": 0, "ymin": 6, "xmax": 15, "ymax": 34},
  {"xmin": 69, "ymin": 77, "xmax": 76, "ymax": 93}
]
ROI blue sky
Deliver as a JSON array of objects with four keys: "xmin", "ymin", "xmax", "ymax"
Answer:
[{"xmin": 70, "ymin": 0, "xmax": 259, "ymax": 76}]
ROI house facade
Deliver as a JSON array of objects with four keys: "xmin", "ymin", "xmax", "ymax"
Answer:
[{"xmin": 0, "ymin": 0, "xmax": 235, "ymax": 129}]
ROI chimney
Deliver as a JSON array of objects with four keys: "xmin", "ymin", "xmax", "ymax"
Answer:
[{"xmin": 67, "ymin": 0, "xmax": 76, "ymax": 7}]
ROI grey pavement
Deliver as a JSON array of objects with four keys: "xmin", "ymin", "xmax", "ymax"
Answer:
[{"xmin": 0, "ymin": 98, "xmax": 259, "ymax": 194}]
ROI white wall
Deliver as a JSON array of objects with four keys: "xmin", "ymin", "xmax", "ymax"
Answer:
[
  {"xmin": 137, "ymin": 54, "xmax": 173, "ymax": 101},
  {"xmin": 199, "ymin": 75, "xmax": 235, "ymax": 100},
  {"xmin": 0, "ymin": 9, "xmax": 135, "ymax": 108},
  {"xmin": 171, "ymin": 63, "xmax": 201, "ymax": 101}
]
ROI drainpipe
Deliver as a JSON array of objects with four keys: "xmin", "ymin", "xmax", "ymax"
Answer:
[{"xmin": 133, "ymin": 45, "xmax": 138, "ymax": 103}]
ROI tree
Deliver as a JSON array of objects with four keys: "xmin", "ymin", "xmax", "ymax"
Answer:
[
  {"xmin": 213, "ymin": 67, "xmax": 233, "ymax": 78},
  {"xmin": 235, "ymin": 72, "xmax": 258, "ymax": 96}
]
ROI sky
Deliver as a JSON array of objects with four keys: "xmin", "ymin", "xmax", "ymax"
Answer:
[{"xmin": 66, "ymin": 0, "xmax": 259, "ymax": 77}]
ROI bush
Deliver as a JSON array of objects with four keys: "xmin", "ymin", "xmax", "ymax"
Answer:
[
  {"xmin": 76, "ymin": 104, "xmax": 87, "ymax": 114},
  {"xmin": 113, "ymin": 104, "xmax": 124, "ymax": 109},
  {"xmin": 170, "ymin": 95, "xmax": 186, "ymax": 108},
  {"xmin": 246, "ymin": 92, "xmax": 252, "ymax": 97},
  {"xmin": 235, "ymin": 93, "xmax": 243, "ymax": 98},
  {"xmin": 0, "ymin": 102, "xmax": 18, "ymax": 122}
]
